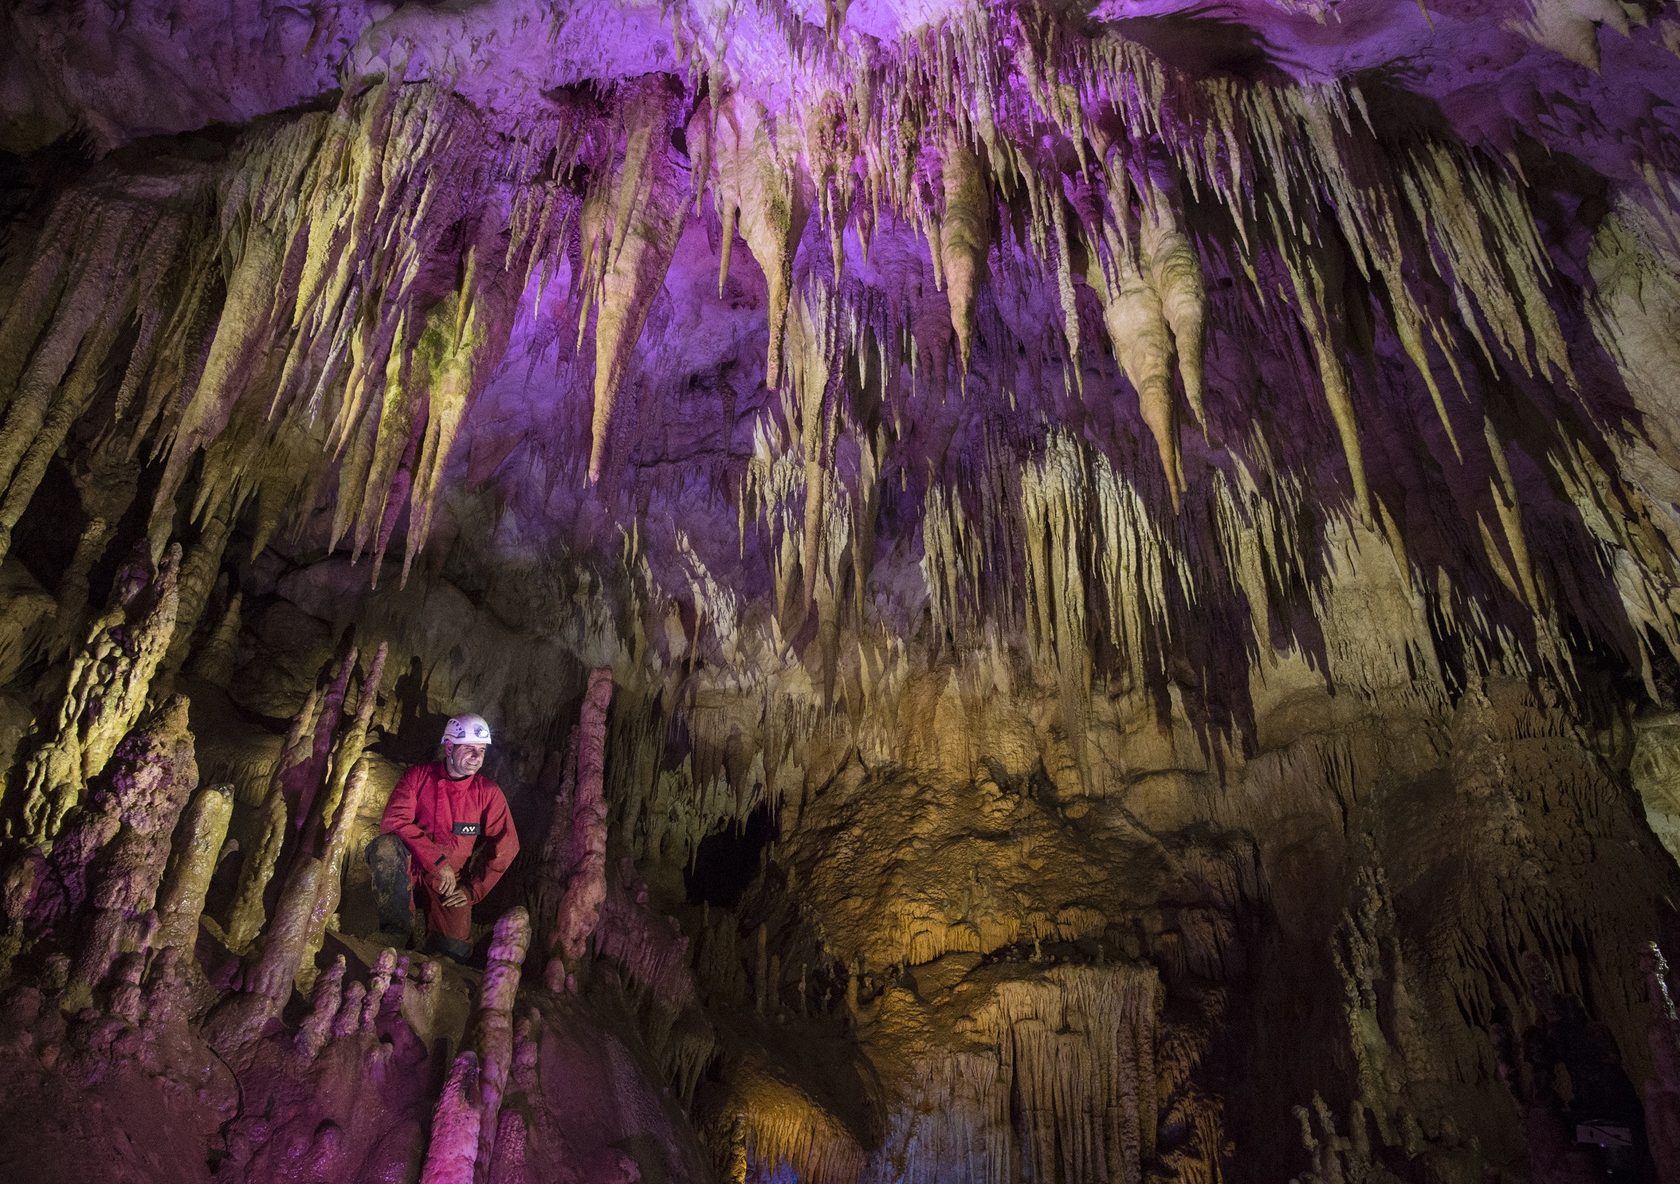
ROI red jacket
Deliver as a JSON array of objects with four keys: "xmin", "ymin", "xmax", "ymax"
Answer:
[{"xmin": 380, "ymin": 762, "xmax": 520, "ymax": 903}]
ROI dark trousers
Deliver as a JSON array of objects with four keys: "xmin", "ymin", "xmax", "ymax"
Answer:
[{"xmin": 365, "ymin": 833, "xmax": 472, "ymax": 957}]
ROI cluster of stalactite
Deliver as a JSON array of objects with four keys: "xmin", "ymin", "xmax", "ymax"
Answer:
[
  {"xmin": 664, "ymin": 13, "xmax": 1680, "ymax": 756},
  {"xmin": 854, "ymin": 964, "xmax": 1166, "ymax": 1184},
  {"xmin": 3, "ymin": 3, "xmax": 1676, "ymax": 765}
]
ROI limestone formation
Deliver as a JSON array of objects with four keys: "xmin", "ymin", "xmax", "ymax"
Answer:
[
  {"xmin": 153, "ymin": 782, "xmax": 233, "ymax": 954},
  {"xmin": 10, "ymin": 544, "xmax": 181, "ymax": 848},
  {"xmin": 0, "ymin": 2, "xmax": 1676, "ymax": 1183},
  {"xmin": 546, "ymin": 667, "xmax": 615, "ymax": 985},
  {"xmin": 471, "ymin": 907, "xmax": 530, "ymax": 1182}
]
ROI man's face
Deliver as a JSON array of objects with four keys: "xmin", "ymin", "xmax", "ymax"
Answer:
[{"xmin": 444, "ymin": 741, "xmax": 487, "ymax": 778}]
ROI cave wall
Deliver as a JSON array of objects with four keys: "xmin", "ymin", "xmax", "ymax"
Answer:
[{"xmin": 2, "ymin": 1, "xmax": 1680, "ymax": 1182}]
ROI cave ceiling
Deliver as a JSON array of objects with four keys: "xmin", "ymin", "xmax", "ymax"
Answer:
[{"xmin": 0, "ymin": 0, "xmax": 1678, "ymax": 786}]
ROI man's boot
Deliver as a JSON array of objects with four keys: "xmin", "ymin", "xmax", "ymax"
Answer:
[{"xmin": 366, "ymin": 833, "xmax": 415, "ymax": 944}]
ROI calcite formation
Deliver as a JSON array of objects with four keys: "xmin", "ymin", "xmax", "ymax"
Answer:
[{"xmin": 0, "ymin": 0, "xmax": 1679, "ymax": 1182}]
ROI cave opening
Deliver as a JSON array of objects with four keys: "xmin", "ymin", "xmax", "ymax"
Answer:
[{"xmin": 685, "ymin": 804, "xmax": 778, "ymax": 908}]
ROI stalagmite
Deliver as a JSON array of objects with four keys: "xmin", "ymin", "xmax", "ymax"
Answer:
[
  {"xmin": 296, "ymin": 754, "xmax": 374, "ymax": 984},
  {"xmin": 488, "ymin": 1108, "xmax": 528, "ymax": 1183},
  {"xmin": 223, "ymin": 784, "xmax": 287, "ymax": 954},
  {"xmin": 299, "ymin": 641, "xmax": 388, "ymax": 861},
  {"xmin": 296, "ymin": 954, "xmax": 347, "ymax": 1060},
  {"xmin": 162, "ymin": 506, "xmax": 235, "ymax": 676},
  {"xmin": 1645, "ymin": 944, "xmax": 1680, "ymax": 1184},
  {"xmin": 472, "ymin": 907, "xmax": 531, "ymax": 1182},
  {"xmin": 284, "ymin": 643, "xmax": 360, "ymax": 848},
  {"xmin": 188, "ymin": 587, "xmax": 242, "ymax": 684},
  {"xmin": 224, "ymin": 686, "xmax": 319, "ymax": 952},
  {"xmin": 218, "ymin": 642, "xmax": 386, "ymax": 986},
  {"xmin": 204, "ymin": 856, "xmax": 325, "ymax": 1051},
  {"xmin": 55, "ymin": 439, "xmax": 141, "ymax": 652},
  {"xmin": 421, "ymin": 1051, "xmax": 484, "ymax": 1184},
  {"xmin": 153, "ymin": 782, "xmax": 234, "ymax": 954},
  {"xmin": 534, "ymin": 729, "xmax": 579, "ymax": 972},
  {"xmin": 398, "ymin": 953, "xmax": 443, "ymax": 1047},
  {"xmin": 58, "ymin": 695, "xmax": 198, "ymax": 1010},
  {"xmin": 550, "ymin": 667, "xmax": 614, "ymax": 980},
  {"xmin": 11, "ymin": 544, "xmax": 181, "ymax": 848}
]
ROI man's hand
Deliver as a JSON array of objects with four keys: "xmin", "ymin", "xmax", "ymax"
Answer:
[{"xmin": 433, "ymin": 864, "xmax": 471, "ymax": 909}]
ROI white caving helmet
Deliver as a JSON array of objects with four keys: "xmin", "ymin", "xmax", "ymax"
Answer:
[{"xmin": 441, "ymin": 713, "xmax": 493, "ymax": 746}]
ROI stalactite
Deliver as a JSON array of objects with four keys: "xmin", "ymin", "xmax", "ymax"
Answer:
[
  {"xmin": 728, "ymin": 1050, "xmax": 867, "ymax": 1184},
  {"xmin": 939, "ymin": 132, "xmax": 990, "ymax": 374},
  {"xmin": 1509, "ymin": 0, "xmax": 1628, "ymax": 71},
  {"xmin": 0, "ymin": 196, "xmax": 188, "ymax": 566},
  {"xmin": 1277, "ymin": 237, "xmax": 1370, "ymax": 519},
  {"xmin": 786, "ymin": 286, "xmax": 842, "ymax": 629},
  {"xmin": 1482, "ymin": 419, "xmax": 1542, "ymax": 612},
  {"xmin": 582, "ymin": 78, "xmax": 691, "ymax": 482},
  {"xmin": 1140, "ymin": 173, "xmax": 1209, "ymax": 433},
  {"xmin": 712, "ymin": 93, "xmax": 809, "ymax": 391},
  {"xmin": 0, "ymin": 311, "xmax": 122, "ymax": 565},
  {"xmin": 1090, "ymin": 232, "xmax": 1184, "ymax": 508},
  {"xmin": 151, "ymin": 212, "xmax": 291, "ymax": 516},
  {"xmin": 399, "ymin": 270, "xmax": 508, "ymax": 584},
  {"xmin": 869, "ymin": 964, "xmax": 1162, "ymax": 1184},
  {"xmin": 1021, "ymin": 434, "xmax": 1093, "ymax": 755}
]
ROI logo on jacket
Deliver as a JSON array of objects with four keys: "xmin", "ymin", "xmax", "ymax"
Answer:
[{"xmin": 453, "ymin": 821, "xmax": 482, "ymax": 836}]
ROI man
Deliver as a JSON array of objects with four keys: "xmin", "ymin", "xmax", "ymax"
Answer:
[{"xmin": 367, "ymin": 712, "xmax": 519, "ymax": 961}]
